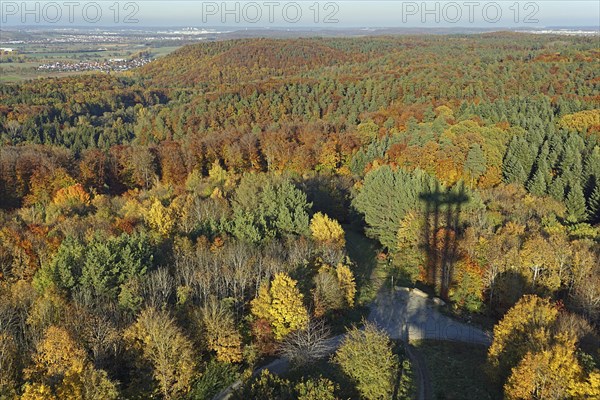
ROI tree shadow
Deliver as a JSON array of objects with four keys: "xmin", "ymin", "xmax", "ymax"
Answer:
[
  {"xmin": 489, "ymin": 270, "xmax": 529, "ymax": 316},
  {"xmin": 344, "ymin": 229, "xmax": 380, "ymax": 289},
  {"xmin": 420, "ymin": 182, "xmax": 469, "ymax": 300}
]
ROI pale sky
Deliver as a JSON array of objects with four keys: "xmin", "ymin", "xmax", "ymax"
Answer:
[{"xmin": 2, "ymin": 1, "xmax": 599, "ymax": 28}]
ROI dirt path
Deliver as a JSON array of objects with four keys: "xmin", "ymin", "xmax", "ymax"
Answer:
[{"xmin": 405, "ymin": 344, "xmax": 431, "ymax": 400}]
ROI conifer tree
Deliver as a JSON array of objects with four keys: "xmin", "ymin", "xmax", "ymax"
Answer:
[
  {"xmin": 583, "ymin": 146, "xmax": 600, "ymax": 194},
  {"xmin": 549, "ymin": 176, "xmax": 567, "ymax": 201},
  {"xmin": 352, "ymin": 165, "xmax": 439, "ymax": 250},
  {"xmin": 526, "ymin": 159, "xmax": 550, "ymax": 197},
  {"xmin": 503, "ymin": 137, "xmax": 529, "ymax": 185},
  {"xmin": 587, "ymin": 183, "xmax": 600, "ymax": 223},
  {"xmin": 464, "ymin": 144, "xmax": 487, "ymax": 185},
  {"xmin": 565, "ymin": 183, "xmax": 587, "ymax": 222}
]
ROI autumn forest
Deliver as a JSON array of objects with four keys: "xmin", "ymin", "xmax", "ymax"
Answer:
[{"xmin": 0, "ymin": 33, "xmax": 599, "ymax": 399}]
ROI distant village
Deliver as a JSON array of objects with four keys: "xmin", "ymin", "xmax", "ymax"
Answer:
[{"xmin": 37, "ymin": 56, "xmax": 152, "ymax": 73}]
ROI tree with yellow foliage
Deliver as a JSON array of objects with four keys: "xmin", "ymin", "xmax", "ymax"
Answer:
[
  {"xmin": 310, "ymin": 212, "xmax": 345, "ymax": 247},
  {"xmin": 200, "ymin": 298, "xmax": 243, "ymax": 363},
  {"xmin": 56, "ymin": 367, "xmax": 119, "ymax": 400},
  {"xmin": 20, "ymin": 383, "xmax": 57, "ymax": 400},
  {"xmin": 0, "ymin": 332, "xmax": 18, "ymax": 395},
  {"xmin": 145, "ymin": 198, "xmax": 176, "ymax": 236},
  {"xmin": 26, "ymin": 325, "xmax": 87, "ymax": 382},
  {"xmin": 558, "ymin": 109, "xmax": 600, "ymax": 132},
  {"xmin": 519, "ymin": 233, "xmax": 562, "ymax": 294},
  {"xmin": 450, "ymin": 257, "xmax": 485, "ymax": 313},
  {"xmin": 336, "ymin": 264, "xmax": 356, "ymax": 308},
  {"xmin": 313, "ymin": 261, "xmax": 357, "ymax": 317},
  {"xmin": 45, "ymin": 182, "xmax": 91, "ymax": 222},
  {"xmin": 124, "ymin": 307, "xmax": 196, "ymax": 399},
  {"xmin": 504, "ymin": 335, "xmax": 587, "ymax": 400},
  {"xmin": 487, "ymin": 295, "xmax": 559, "ymax": 383},
  {"xmin": 251, "ymin": 273, "xmax": 309, "ymax": 340},
  {"xmin": 313, "ymin": 267, "xmax": 343, "ymax": 317},
  {"xmin": 24, "ymin": 325, "xmax": 118, "ymax": 400},
  {"xmin": 52, "ymin": 184, "xmax": 90, "ymax": 211},
  {"xmin": 571, "ymin": 371, "xmax": 600, "ymax": 399},
  {"xmin": 394, "ymin": 211, "xmax": 425, "ymax": 284}
]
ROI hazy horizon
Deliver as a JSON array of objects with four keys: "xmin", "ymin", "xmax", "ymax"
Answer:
[{"xmin": 1, "ymin": 1, "xmax": 598, "ymax": 29}]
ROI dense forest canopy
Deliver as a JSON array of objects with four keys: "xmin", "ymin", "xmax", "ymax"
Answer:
[{"xmin": 0, "ymin": 33, "xmax": 599, "ymax": 399}]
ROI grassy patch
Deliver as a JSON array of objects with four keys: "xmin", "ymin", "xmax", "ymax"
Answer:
[{"xmin": 413, "ymin": 340, "xmax": 501, "ymax": 400}]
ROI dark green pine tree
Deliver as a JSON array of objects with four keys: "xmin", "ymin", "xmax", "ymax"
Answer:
[
  {"xmin": 547, "ymin": 135, "xmax": 563, "ymax": 167},
  {"xmin": 502, "ymin": 136, "xmax": 527, "ymax": 183},
  {"xmin": 527, "ymin": 150, "xmax": 551, "ymax": 196},
  {"xmin": 549, "ymin": 176, "xmax": 567, "ymax": 201},
  {"xmin": 588, "ymin": 183, "xmax": 600, "ymax": 223},
  {"xmin": 565, "ymin": 182, "xmax": 587, "ymax": 223},
  {"xmin": 464, "ymin": 144, "xmax": 487, "ymax": 184},
  {"xmin": 583, "ymin": 147, "xmax": 600, "ymax": 195},
  {"xmin": 503, "ymin": 152, "xmax": 527, "ymax": 185},
  {"xmin": 503, "ymin": 136, "xmax": 534, "ymax": 185},
  {"xmin": 527, "ymin": 166, "xmax": 547, "ymax": 197}
]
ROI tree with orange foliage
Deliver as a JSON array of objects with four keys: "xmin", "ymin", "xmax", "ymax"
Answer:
[
  {"xmin": 24, "ymin": 167, "xmax": 77, "ymax": 207},
  {"xmin": 78, "ymin": 149, "xmax": 108, "ymax": 192}
]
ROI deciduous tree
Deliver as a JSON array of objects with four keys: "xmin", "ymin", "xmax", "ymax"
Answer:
[
  {"xmin": 310, "ymin": 212, "xmax": 345, "ymax": 247},
  {"xmin": 200, "ymin": 298, "xmax": 243, "ymax": 363},
  {"xmin": 504, "ymin": 337, "xmax": 586, "ymax": 400},
  {"xmin": 488, "ymin": 295, "xmax": 558, "ymax": 383},
  {"xmin": 333, "ymin": 322, "xmax": 398, "ymax": 400},
  {"xmin": 251, "ymin": 273, "xmax": 309, "ymax": 340},
  {"xmin": 124, "ymin": 307, "xmax": 196, "ymax": 399}
]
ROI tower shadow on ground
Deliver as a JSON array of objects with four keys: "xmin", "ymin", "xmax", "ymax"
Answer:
[{"xmin": 420, "ymin": 182, "xmax": 469, "ymax": 300}]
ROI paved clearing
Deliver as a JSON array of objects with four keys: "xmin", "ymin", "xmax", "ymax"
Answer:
[{"xmin": 368, "ymin": 287, "xmax": 492, "ymax": 345}]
